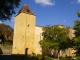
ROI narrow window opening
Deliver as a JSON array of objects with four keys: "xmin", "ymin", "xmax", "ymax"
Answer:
[
  {"xmin": 27, "ymin": 10, "xmax": 30, "ymax": 13},
  {"xmin": 28, "ymin": 24, "xmax": 29, "ymax": 27}
]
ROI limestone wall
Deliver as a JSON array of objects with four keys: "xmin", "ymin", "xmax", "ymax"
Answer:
[
  {"xmin": 0, "ymin": 44, "xmax": 12, "ymax": 54},
  {"xmin": 12, "ymin": 13, "xmax": 36, "ymax": 54},
  {"xmin": 68, "ymin": 28, "xmax": 75, "ymax": 40},
  {"xmin": 34, "ymin": 26, "xmax": 43, "ymax": 54}
]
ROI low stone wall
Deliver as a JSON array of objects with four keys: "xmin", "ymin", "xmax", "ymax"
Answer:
[{"xmin": 0, "ymin": 44, "xmax": 12, "ymax": 54}]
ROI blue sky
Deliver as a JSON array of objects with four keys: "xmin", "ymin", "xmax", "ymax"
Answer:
[{"xmin": 1, "ymin": 0, "xmax": 80, "ymax": 28}]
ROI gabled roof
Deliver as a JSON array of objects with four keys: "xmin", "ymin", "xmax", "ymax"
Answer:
[{"xmin": 16, "ymin": 4, "xmax": 35, "ymax": 16}]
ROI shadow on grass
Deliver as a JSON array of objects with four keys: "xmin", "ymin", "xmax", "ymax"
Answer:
[{"xmin": 0, "ymin": 54, "xmax": 39, "ymax": 60}]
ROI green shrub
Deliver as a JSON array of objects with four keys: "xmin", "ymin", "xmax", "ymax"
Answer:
[
  {"xmin": 4, "ymin": 42, "xmax": 13, "ymax": 45},
  {"xmin": 32, "ymin": 52, "xmax": 36, "ymax": 56},
  {"xmin": 76, "ymin": 56, "xmax": 80, "ymax": 60},
  {"xmin": 37, "ymin": 54, "xmax": 42, "ymax": 60},
  {"xmin": 60, "ymin": 57, "xmax": 67, "ymax": 60},
  {"xmin": 44, "ymin": 56, "xmax": 54, "ymax": 60}
]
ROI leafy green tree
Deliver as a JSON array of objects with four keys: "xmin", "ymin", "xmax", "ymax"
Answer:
[
  {"xmin": 39, "ymin": 25, "xmax": 69, "ymax": 60},
  {"xmin": 73, "ymin": 20, "xmax": 80, "ymax": 56},
  {"xmin": 0, "ymin": 0, "xmax": 21, "ymax": 21},
  {"xmin": 73, "ymin": 12, "xmax": 80, "ymax": 60},
  {"xmin": 77, "ymin": 12, "xmax": 80, "ymax": 17},
  {"xmin": 74, "ymin": 20, "xmax": 80, "ymax": 37}
]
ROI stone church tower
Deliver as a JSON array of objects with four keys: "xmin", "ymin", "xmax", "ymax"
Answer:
[{"xmin": 12, "ymin": 4, "xmax": 36, "ymax": 54}]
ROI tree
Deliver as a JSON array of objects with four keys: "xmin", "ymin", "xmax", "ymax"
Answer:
[
  {"xmin": 73, "ymin": 12, "xmax": 80, "ymax": 59},
  {"xmin": 0, "ymin": 23, "xmax": 13, "ymax": 41},
  {"xmin": 39, "ymin": 25, "xmax": 70, "ymax": 60},
  {"xmin": 73, "ymin": 21, "xmax": 80, "ymax": 55},
  {"xmin": 77, "ymin": 12, "xmax": 80, "ymax": 17},
  {"xmin": 0, "ymin": 33, "xmax": 5, "ymax": 45},
  {"xmin": 74, "ymin": 20, "xmax": 80, "ymax": 37},
  {"xmin": 0, "ymin": 0, "xmax": 21, "ymax": 21}
]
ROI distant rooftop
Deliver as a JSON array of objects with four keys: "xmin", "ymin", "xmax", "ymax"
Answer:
[
  {"xmin": 36, "ymin": 25, "xmax": 43, "ymax": 28},
  {"xmin": 16, "ymin": 4, "xmax": 35, "ymax": 16}
]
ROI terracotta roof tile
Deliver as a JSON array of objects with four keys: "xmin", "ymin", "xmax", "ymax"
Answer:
[{"xmin": 16, "ymin": 4, "xmax": 35, "ymax": 16}]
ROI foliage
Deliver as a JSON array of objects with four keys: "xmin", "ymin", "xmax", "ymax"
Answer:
[
  {"xmin": 60, "ymin": 57, "xmax": 67, "ymax": 60},
  {"xmin": 73, "ymin": 20, "xmax": 80, "ymax": 56},
  {"xmin": 4, "ymin": 41, "xmax": 13, "ymax": 45},
  {"xmin": 73, "ymin": 36, "xmax": 80, "ymax": 56},
  {"xmin": 37, "ymin": 54, "xmax": 42, "ymax": 60},
  {"xmin": 32, "ymin": 52, "xmax": 36, "ymax": 56},
  {"xmin": 0, "ymin": 34, "xmax": 5, "ymax": 45},
  {"xmin": 44, "ymin": 56, "xmax": 54, "ymax": 60},
  {"xmin": 29, "ymin": 54, "xmax": 54, "ymax": 60},
  {"xmin": 77, "ymin": 12, "xmax": 80, "ymax": 17},
  {"xmin": 39, "ymin": 25, "xmax": 70, "ymax": 59},
  {"xmin": 0, "ymin": 34, "xmax": 5, "ymax": 40},
  {"xmin": 0, "ymin": 23, "xmax": 13, "ymax": 41},
  {"xmin": 40, "ymin": 25, "xmax": 69, "ymax": 50},
  {"xmin": 76, "ymin": 56, "xmax": 80, "ymax": 60},
  {"xmin": 39, "ymin": 39, "xmax": 53, "ymax": 50},
  {"xmin": 73, "ymin": 13, "xmax": 80, "ymax": 58},
  {"xmin": 0, "ymin": 0, "xmax": 21, "ymax": 21},
  {"xmin": 74, "ymin": 20, "xmax": 80, "ymax": 37}
]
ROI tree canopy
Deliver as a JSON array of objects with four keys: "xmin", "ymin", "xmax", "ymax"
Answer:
[
  {"xmin": 77, "ymin": 12, "xmax": 80, "ymax": 17},
  {"xmin": 73, "ymin": 12, "xmax": 80, "ymax": 59},
  {"xmin": 39, "ymin": 25, "xmax": 70, "ymax": 59},
  {"xmin": 0, "ymin": 0, "xmax": 21, "ymax": 21},
  {"xmin": 0, "ymin": 23, "xmax": 13, "ymax": 41},
  {"xmin": 73, "ymin": 20, "xmax": 80, "ymax": 56},
  {"xmin": 74, "ymin": 20, "xmax": 80, "ymax": 37}
]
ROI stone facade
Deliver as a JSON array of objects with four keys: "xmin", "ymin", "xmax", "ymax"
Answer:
[
  {"xmin": 34, "ymin": 26, "xmax": 43, "ymax": 54},
  {"xmin": 0, "ymin": 44, "xmax": 12, "ymax": 54},
  {"xmin": 68, "ymin": 28, "xmax": 75, "ymax": 40},
  {"xmin": 12, "ymin": 4, "xmax": 36, "ymax": 54}
]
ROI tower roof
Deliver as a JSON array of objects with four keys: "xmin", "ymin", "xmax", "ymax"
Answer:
[{"xmin": 16, "ymin": 4, "xmax": 35, "ymax": 16}]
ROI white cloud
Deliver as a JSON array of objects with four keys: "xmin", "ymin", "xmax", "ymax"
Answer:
[
  {"xmin": 78, "ymin": 0, "xmax": 80, "ymax": 3},
  {"xmin": 0, "ymin": 21, "xmax": 3, "ymax": 24},
  {"xmin": 63, "ymin": 20, "xmax": 66, "ymax": 22},
  {"xmin": 35, "ymin": 0, "xmax": 55, "ymax": 6}
]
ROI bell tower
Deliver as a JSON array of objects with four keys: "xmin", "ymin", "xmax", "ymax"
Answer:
[{"xmin": 12, "ymin": 4, "xmax": 36, "ymax": 54}]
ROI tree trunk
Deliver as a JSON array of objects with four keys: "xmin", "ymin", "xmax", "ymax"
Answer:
[
  {"xmin": 42, "ymin": 47, "xmax": 44, "ymax": 60},
  {"xmin": 58, "ymin": 50, "xmax": 60, "ymax": 60}
]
